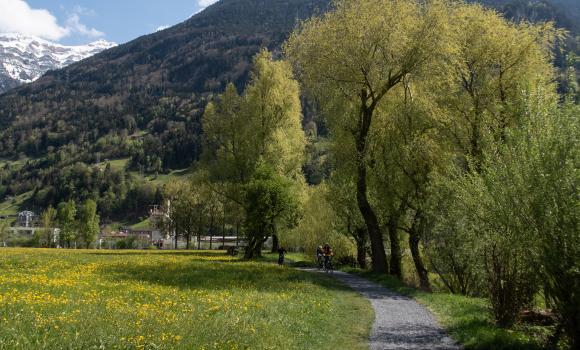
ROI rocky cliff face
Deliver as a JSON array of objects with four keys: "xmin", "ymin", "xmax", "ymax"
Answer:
[{"xmin": 0, "ymin": 33, "xmax": 116, "ymax": 94}]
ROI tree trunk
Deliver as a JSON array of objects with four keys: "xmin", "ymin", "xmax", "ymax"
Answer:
[
  {"xmin": 271, "ymin": 234, "xmax": 279, "ymax": 253},
  {"xmin": 174, "ymin": 233, "xmax": 178, "ymax": 250},
  {"xmin": 356, "ymin": 242, "xmax": 366, "ymax": 269},
  {"xmin": 388, "ymin": 217, "xmax": 402, "ymax": 279},
  {"xmin": 355, "ymin": 227, "xmax": 367, "ymax": 269},
  {"xmin": 244, "ymin": 239, "xmax": 254, "ymax": 259},
  {"xmin": 244, "ymin": 236, "xmax": 264, "ymax": 259},
  {"xmin": 470, "ymin": 105, "xmax": 483, "ymax": 173},
  {"xmin": 186, "ymin": 234, "xmax": 190, "ymax": 250},
  {"xmin": 209, "ymin": 214, "xmax": 214, "ymax": 250},
  {"xmin": 409, "ymin": 214, "xmax": 430, "ymax": 291},
  {"xmin": 198, "ymin": 211, "xmax": 203, "ymax": 250},
  {"xmin": 222, "ymin": 208, "xmax": 227, "ymax": 251},
  {"xmin": 356, "ymin": 106, "xmax": 388, "ymax": 274}
]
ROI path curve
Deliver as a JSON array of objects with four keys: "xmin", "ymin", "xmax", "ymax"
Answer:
[{"xmin": 304, "ymin": 269, "xmax": 461, "ymax": 350}]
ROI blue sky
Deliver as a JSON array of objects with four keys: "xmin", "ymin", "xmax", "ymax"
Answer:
[{"xmin": 0, "ymin": 0, "xmax": 219, "ymax": 45}]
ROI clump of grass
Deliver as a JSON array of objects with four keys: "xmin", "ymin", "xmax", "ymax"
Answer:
[{"xmin": 0, "ymin": 249, "xmax": 372, "ymax": 350}]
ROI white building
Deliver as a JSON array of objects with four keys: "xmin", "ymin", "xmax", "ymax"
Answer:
[{"xmin": 17, "ymin": 211, "xmax": 37, "ymax": 228}]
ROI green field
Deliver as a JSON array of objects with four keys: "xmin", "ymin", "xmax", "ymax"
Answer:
[
  {"xmin": 94, "ymin": 157, "xmax": 192, "ymax": 185},
  {"xmin": 0, "ymin": 249, "xmax": 372, "ymax": 350},
  {"xmin": 0, "ymin": 191, "xmax": 33, "ymax": 216},
  {"xmin": 95, "ymin": 158, "xmax": 131, "ymax": 172}
]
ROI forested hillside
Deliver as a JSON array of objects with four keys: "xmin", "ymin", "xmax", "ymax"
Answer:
[
  {"xmin": 0, "ymin": 0, "xmax": 576, "ymax": 219},
  {"xmin": 475, "ymin": 0, "xmax": 580, "ymax": 82},
  {"xmin": 482, "ymin": 0, "xmax": 580, "ymax": 30},
  {"xmin": 0, "ymin": 0, "xmax": 330, "ymax": 219}
]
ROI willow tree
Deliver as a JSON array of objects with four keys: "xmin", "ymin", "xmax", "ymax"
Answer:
[
  {"xmin": 203, "ymin": 50, "xmax": 306, "ymax": 258},
  {"xmin": 421, "ymin": 2, "xmax": 567, "ymax": 328},
  {"xmin": 285, "ymin": 0, "xmax": 450, "ymax": 272},
  {"xmin": 423, "ymin": 3, "xmax": 561, "ymax": 292},
  {"xmin": 370, "ymin": 88, "xmax": 449, "ymax": 284},
  {"xmin": 327, "ymin": 170, "xmax": 368, "ymax": 269},
  {"xmin": 243, "ymin": 165, "xmax": 301, "ymax": 258},
  {"xmin": 203, "ymin": 84, "xmax": 252, "ymax": 186},
  {"xmin": 441, "ymin": 4, "xmax": 561, "ymax": 171}
]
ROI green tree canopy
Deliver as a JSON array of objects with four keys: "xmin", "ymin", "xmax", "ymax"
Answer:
[
  {"xmin": 285, "ymin": 0, "xmax": 451, "ymax": 273},
  {"xmin": 78, "ymin": 199, "xmax": 100, "ymax": 249},
  {"xmin": 57, "ymin": 200, "xmax": 77, "ymax": 248},
  {"xmin": 202, "ymin": 50, "xmax": 306, "ymax": 257},
  {"xmin": 243, "ymin": 165, "xmax": 301, "ymax": 259}
]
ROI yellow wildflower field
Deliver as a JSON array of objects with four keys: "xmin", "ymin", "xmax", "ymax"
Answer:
[{"xmin": 0, "ymin": 249, "xmax": 372, "ymax": 350}]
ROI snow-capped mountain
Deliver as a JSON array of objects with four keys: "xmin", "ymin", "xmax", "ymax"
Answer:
[{"xmin": 0, "ymin": 33, "xmax": 116, "ymax": 94}]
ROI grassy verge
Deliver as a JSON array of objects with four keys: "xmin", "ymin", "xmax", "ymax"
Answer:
[
  {"xmin": 260, "ymin": 251, "xmax": 314, "ymax": 267},
  {"xmin": 0, "ymin": 249, "xmax": 372, "ymax": 350},
  {"xmin": 130, "ymin": 218, "xmax": 152, "ymax": 230},
  {"xmin": 349, "ymin": 270, "xmax": 551, "ymax": 350}
]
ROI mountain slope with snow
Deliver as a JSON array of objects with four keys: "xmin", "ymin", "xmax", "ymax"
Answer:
[{"xmin": 0, "ymin": 33, "xmax": 116, "ymax": 94}]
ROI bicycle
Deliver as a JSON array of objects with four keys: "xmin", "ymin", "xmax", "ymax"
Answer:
[
  {"xmin": 316, "ymin": 254, "xmax": 324, "ymax": 270},
  {"xmin": 323, "ymin": 256, "xmax": 334, "ymax": 273}
]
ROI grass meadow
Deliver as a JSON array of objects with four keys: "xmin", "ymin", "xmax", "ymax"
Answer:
[{"xmin": 0, "ymin": 249, "xmax": 372, "ymax": 350}]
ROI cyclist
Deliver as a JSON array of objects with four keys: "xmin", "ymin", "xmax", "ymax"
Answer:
[
  {"xmin": 316, "ymin": 245, "xmax": 324, "ymax": 269},
  {"xmin": 322, "ymin": 243, "xmax": 333, "ymax": 272}
]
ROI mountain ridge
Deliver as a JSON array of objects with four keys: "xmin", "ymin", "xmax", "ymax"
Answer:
[
  {"xmin": 0, "ymin": 33, "xmax": 116, "ymax": 94},
  {"xmin": 0, "ymin": 0, "xmax": 577, "ymax": 217}
]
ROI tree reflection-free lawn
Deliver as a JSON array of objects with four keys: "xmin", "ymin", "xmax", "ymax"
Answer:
[{"xmin": 0, "ymin": 249, "xmax": 372, "ymax": 350}]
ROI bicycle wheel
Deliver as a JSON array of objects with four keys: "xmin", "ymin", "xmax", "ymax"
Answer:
[{"xmin": 324, "ymin": 258, "xmax": 331, "ymax": 273}]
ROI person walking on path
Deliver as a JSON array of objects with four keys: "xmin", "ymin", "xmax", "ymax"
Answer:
[
  {"xmin": 316, "ymin": 245, "xmax": 324, "ymax": 269},
  {"xmin": 277, "ymin": 246, "xmax": 287, "ymax": 265}
]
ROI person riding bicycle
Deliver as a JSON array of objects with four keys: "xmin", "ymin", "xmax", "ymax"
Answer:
[
  {"xmin": 316, "ymin": 245, "xmax": 324, "ymax": 269},
  {"xmin": 322, "ymin": 243, "xmax": 333, "ymax": 270}
]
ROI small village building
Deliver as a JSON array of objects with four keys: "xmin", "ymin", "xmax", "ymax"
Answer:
[{"xmin": 17, "ymin": 211, "xmax": 37, "ymax": 228}]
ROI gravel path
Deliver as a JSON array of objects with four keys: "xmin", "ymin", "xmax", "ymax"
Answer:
[{"xmin": 305, "ymin": 269, "xmax": 460, "ymax": 350}]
